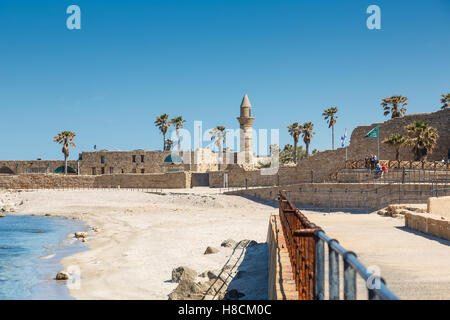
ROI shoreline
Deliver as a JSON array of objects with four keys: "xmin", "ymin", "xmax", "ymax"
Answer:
[
  {"xmin": 7, "ymin": 188, "xmax": 274, "ymax": 300},
  {"xmin": 0, "ymin": 212, "xmax": 89, "ymax": 300}
]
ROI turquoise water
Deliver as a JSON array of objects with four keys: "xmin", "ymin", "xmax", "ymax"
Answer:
[{"xmin": 0, "ymin": 215, "xmax": 88, "ymax": 300}]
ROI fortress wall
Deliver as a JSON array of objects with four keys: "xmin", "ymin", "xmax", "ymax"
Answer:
[
  {"xmin": 0, "ymin": 172, "xmax": 191, "ymax": 189},
  {"xmin": 0, "ymin": 160, "xmax": 79, "ymax": 174},
  {"xmin": 225, "ymin": 183, "xmax": 442, "ymax": 210},
  {"xmin": 346, "ymin": 108, "xmax": 450, "ymax": 161},
  {"xmin": 209, "ymin": 109, "xmax": 449, "ymax": 189}
]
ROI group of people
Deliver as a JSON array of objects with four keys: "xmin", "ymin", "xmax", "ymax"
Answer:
[
  {"xmin": 364, "ymin": 155, "xmax": 379, "ymax": 170},
  {"xmin": 364, "ymin": 154, "xmax": 388, "ymax": 177}
]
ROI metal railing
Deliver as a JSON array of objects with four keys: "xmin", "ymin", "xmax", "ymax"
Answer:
[
  {"xmin": 278, "ymin": 191, "xmax": 399, "ymax": 300},
  {"xmin": 336, "ymin": 168, "xmax": 450, "ymax": 184},
  {"xmin": 345, "ymin": 159, "xmax": 450, "ymax": 170}
]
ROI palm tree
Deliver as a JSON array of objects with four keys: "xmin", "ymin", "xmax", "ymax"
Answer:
[
  {"xmin": 170, "ymin": 116, "xmax": 187, "ymax": 151},
  {"xmin": 381, "ymin": 95, "xmax": 408, "ymax": 118},
  {"xmin": 287, "ymin": 122, "xmax": 303, "ymax": 163},
  {"xmin": 405, "ymin": 121, "xmax": 439, "ymax": 161},
  {"xmin": 53, "ymin": 131, "xmax": 76, "ymax": 174},
  {"xmin": 382, "ymin": 134, "xmax": 408, "ymax": 161},
  {"xmin": 210, "ymin": 126, "xmax": 226, "ymax": 169},
  {"xmin": 322, "ymin": 107, "xmax": 338, "ymax": 150},
  {"xmin": 440, "ymin": 93, "xmax": 450, "ymax": 109},
  {"xmin": 210, "ymin": 126, "xmax": 226, "ymax": 152},
  {"xmin": 166, "ymin": 139, "xmax": 174, "ymax": 151},
  {"xmin": 154, "ymin": 114, "xmax": 170, "ymax": 151},
  {"xmin": 301, "ymin": 122, "xmax": 315, "ymax": 158}
]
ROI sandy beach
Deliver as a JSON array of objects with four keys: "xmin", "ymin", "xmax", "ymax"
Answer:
[
  {"xmin": 2, "ymin": 188, "xmax": 449, "ymax": 300},
  {"xmin": 6, "ymin": 188, "xmax": 275, "ymax": 300}
]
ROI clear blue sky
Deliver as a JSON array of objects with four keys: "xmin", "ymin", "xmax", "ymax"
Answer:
[{"xmin": 1, "ymin": 0, "xmax": 449, "ymax": 160}]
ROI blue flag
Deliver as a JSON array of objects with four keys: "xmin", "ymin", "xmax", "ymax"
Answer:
[{"xmin": 341, "ymin": 129, "xmax": 348, "ymax": 147}]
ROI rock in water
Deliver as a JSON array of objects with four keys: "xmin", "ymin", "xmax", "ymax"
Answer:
[
  {"xmin": 74, "ymin": 232, "xmax": 88, "ymax": 239},
  {"xmin": 221, "ymin": 239, "xmax": 237, "ymax": 248},
  {"xmin": 0, "ymin": 213, "xmax": 6, "ymax": 218},
  {"xmin": 171, "ymin": 266, "xmax": 197, "ymax": 283},
  {"xmin": 56, "ymin": 271, "xmax": 70, "ymax": 280}
]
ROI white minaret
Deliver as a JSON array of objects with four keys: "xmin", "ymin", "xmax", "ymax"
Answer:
[{"xmin": 237, "ymin": 94, "xmax": 255, "ymax": 164}]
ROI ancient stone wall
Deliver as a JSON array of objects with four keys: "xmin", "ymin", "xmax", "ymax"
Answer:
[
  {"xmin": 226, "ymin": 183, "xmax": 444, "ymax": 210},
  {"xmin": 405, "ymin": 212, "xmax": 449, "ymax": 240},
  {"xmin": 427, "ymin": 196, "xmax": 450, "ymax": 219},
  {"xmin": 0, "ymin": 160, "xmax": 79, "ymax": 174},
  {"xmin": 0, "ymin": 172, "xmax": 191, "ymax": 189},
  {"xmin": 346, "ymin": 108, "xmax": 449, "ymax": 161}
]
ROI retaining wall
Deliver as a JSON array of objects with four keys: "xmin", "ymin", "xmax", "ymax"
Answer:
[
  {"xmin": 267, "ymin": 215, "xmax": 298, "ymax": 300},
  {"xmin": 226, "ymin": 183, "xmax": 445, "ymax": 210},
  {"xmin": 405, "ymin": 212, "xmax": 450, "ymax": 241},
  {"xmin": 0, "ymin": 172, "xmax": 191, "ymax": 189},
  {"xmin": 427, "ymin": 196, "xmax": 450, "ymax": 219}
]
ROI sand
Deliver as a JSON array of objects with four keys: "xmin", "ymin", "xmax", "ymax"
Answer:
[
  {"xmin": 2, "ymin": 188, "xmax": 449, "ymax": 300},
  {"xmin": 6, "ymin": 188, "xmax": 275, "ymax": 300}
]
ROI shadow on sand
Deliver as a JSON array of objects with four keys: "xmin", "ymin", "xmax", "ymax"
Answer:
[
  {"xmin": 395, "ymin": 226, "xmax": 450, "ymax": 246},
  {"xmin": 224, "ymin": 242, "xmax": 268, "ymax": 300}
]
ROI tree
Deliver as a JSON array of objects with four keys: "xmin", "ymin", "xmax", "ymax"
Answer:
[
  {"xmin": 210, "ymin": 126, "xmax": 226, "ymax": 169},
  {"xmin": 440, "ymin": 93, "xmax": 450, "ymax": 109},
  {"xmin": 322, "ymin": 107, "xmax": 338, "ymax": 150},
  {"xmin": 381, "ymin": 95, "xmax": 408, "ymax": 118},
  {"xmin": 382, "ymin": 134, "xmax": 408, "ymax": 161},
  {"xmin": 301, "ymin": 122, "xmax": 315, "ymax": 158},
  {"xmin": 154, "ymin": 114, "xmax": 171, "ymax": 151},
  {"xmin": 170, "ymin": 116, "xmax": 187, "ymax": 151},
  {"xmin": 165, "ymin": 139, "xmax": 174, "ymax": 151},
  {"xmin": 405, "ymin": 121, "xmax": 439, "ymax": 161},
  {"xmin": 53, "ymin": 131, "xmax": 76, "ymax": 175},
  {"xmin": 287, "ymin": 122, "xmax": 303, "ymax": 163},
  {"xmin": 210, "ymin": 126, "xmax": 226, "ymax": 153},
  {"xmin": 279, "ymin": 144, "xmax": 306, "ymax": 165}
]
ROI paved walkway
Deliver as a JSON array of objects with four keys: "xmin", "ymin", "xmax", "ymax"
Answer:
[{"xmin": 303, "ymin": 210, "xmax": 450, "ymax": 299}]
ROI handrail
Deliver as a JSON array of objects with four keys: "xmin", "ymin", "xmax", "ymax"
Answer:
[{"xmin": 278, "ymin": 190, "xmax": 399, "ymax": 300}]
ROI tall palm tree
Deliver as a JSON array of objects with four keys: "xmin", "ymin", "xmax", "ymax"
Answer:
[
  {"xmin": 53, "ymin": 131, "xmax": 76, "ymax": 174},
  {"xmin": 210, "ymin": 126, "xmax": 226, "ymax": 169},
  {"xmin": 154, "ymin": 114, "xmax": 170, "ymax": 151},
  {"xmin": 322, "ymin": 107, "xmax": 338, "ymax": 150},
  {"xmin": 301, "ymin": 122, "xmax": 315, "ymax": 158},
  {"xmin": 440, "ymin": 93, "xmax": 450, "ymax": 109},
  {"xmin": 210, "ymin": 126, "xmax": 226, "ymax": 152},
  {"xmin": 405, "ymin": 121, "xmax": 439, "ymax": 161},
  {"xmin": 381, "ymin": 95, "xmax": 408, "ymax": 118},
  {"xmin": 170, "ymin": 116, "xmax": 187, "ymax": 151},
  {"xmin": 382, "ymin": 134, "xmax": 408, "ymax": 161},
  {"xmin": 287, "ymin": 122, "xmax": 303, "ymax": 163}
]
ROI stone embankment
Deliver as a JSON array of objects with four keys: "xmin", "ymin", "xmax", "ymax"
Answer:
[{"xmin": 168, "ymin": 239, "xmax": 262, "ymax": 300}]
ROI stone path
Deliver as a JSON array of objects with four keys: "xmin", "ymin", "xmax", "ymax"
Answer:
[{"xmin": 303, "ymin": 210, "xmax": 450, "ymax": 300}]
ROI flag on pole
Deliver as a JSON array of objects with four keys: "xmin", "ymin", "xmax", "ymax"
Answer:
[
  {"xmin": 340, "ymin": 129, "xmax": 348, "ymax": 147},
  {"xmin": 364, "ymin": 126, "xmax": 379, "ymax": 139}
]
